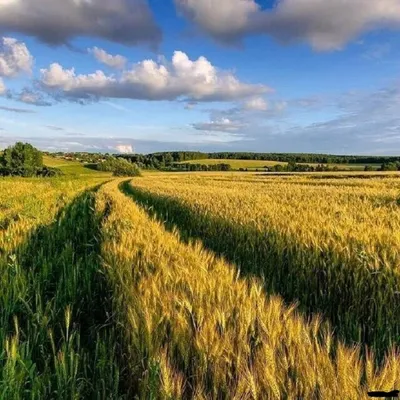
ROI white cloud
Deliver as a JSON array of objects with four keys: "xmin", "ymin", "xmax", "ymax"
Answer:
[
  {"xmin": 40, "ymin": 51, "xmax": 268, "ymax": 102},
  {"xmin": 0, "ymin": 0, "xmax": 161, "ymax": 46},
  {"xmin": 175, "ymin": 0, "xmax": 259, "ymax": 44},
  {"xmin": 191, "ymin": 85, "xmax": 400, "ymax": 153},
  {"xmin": 0, "ymin": 78, "xmax": 5, "ymax": 95},
  {"xmin": 114, "ymin": 144, "xmax": 134, "ymax": 153},
  {"xmin": 244, "ymin": 97, "xmax": 268, "ymax": 111},
  {"xmin": 192, "ymin": 117, "xmax": 246, "ymax": 133},
  {"xmin": 89, "ymin": 47, "xmax": 127, "ymax": 69},
  {"xmin": 191, "ymin": 97, "xmax": 289, "ymax": 135},
  {"xmin": 40, "ymin": 64, "xmax": 115, "ymax": 98},
  {"xmin": 20, "ymin": 91, "xmax": 36, "ymax": 104},
  {"xmin": 18, "ymin": 88, "xmax": 52, "ymax": 106},
  {"xmin": 176, "ymin": 0, "xmax": 400, "ymax": 50},
  {"xmin": 0, "ymin": 37, "xmax": 33, "ymax": 77}
]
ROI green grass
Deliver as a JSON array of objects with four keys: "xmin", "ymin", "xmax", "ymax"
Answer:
[
  {"xmin": 178, "ymin": 158, "xmax": 381, "ymax": 171},
  {"xmin": 0, "ymin": 185, "xmax": 124, "ymax": 398},
  {"xmin": 43, "ymin": 156, "xmax": 112, "ymax": 177}
]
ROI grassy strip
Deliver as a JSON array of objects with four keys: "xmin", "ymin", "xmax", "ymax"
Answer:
[
  {"xmin": 123, "ymin": 180, "xmax": 400, "ymax": 358},
  {"xmin": 97, "ymin": 179, "xmax": 400, "ymax": 399},
  {"xmin": 0, "ymin": 188, "xmax": 123, "ymax": 399}
]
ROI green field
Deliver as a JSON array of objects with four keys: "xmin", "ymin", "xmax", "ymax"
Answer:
[
  {"xmin": 43, "ymin": 156, "xmax": 112, "ymax": 177},
  {"xmin": 178, "ymin": 158, "xmax": 381, "ymax": 171}
]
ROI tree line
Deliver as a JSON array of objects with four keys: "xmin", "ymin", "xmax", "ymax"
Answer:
[
  {"xmin": 3, "ymin": 144, "xmax": 399, "ymax": 177},
  {"xmin": 42, "ymin": 150, "xmax": 400, "ymax": 171},
  {"xmin": 118, "ymin": 152, "xmax": 400, "ymax": 170},
  {"xmin": 209, "ymin": 152, "xmax": 400, "ymax": 165},
  {"xmin": 172, "ymin": 163, "xmax": 232, "ymax": 172}
]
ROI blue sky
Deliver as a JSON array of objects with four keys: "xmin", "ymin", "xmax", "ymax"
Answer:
[{"xmin": 0, "ymin": 0, "xmax": 400, "ymax": 154}]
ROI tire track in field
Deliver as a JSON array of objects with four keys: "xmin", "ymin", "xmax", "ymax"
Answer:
[{"xmin": 0, "ymin": 184, "xmax": 125, "ymax": 399}]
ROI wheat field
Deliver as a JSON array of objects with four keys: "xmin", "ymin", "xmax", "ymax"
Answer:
[
  {"xmin": 129, "ymin": 173, "xmax": 400, "ymax": 354},
  {"xmin": 1, "ymin": 172, "xmax": 400, "ymax": 398}
]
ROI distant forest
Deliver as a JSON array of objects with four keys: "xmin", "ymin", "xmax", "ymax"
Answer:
[
  {"xmin": 47, "ymin": 151, "xmax": 400, "ymax": 172},
  {"xmin": 120, "ymin": 151, "xmax": 400, "ymax": 165},
  {"xmin": 119, "ymin": 152, "xmax": 400, "ymax": 171}
]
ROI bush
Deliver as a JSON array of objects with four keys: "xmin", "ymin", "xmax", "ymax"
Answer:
[
  {"xmin": 97, "ymin": 157, "xmax": 141, "ymax": 177},
  {"xmin": 380, "ymin": 162, "xmax": 400, "ymax": 171},
  {"xmin": 39, "ymin": 166, "xmax": 63, "ymax": 177}
]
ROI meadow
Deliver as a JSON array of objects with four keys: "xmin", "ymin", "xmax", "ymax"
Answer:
[
  {"xmin": 42, "ymin": 156, "xmax": 112, "ymax": 177},
  {"xmin": 1, "ymin": 165, "xmax": 400, "ymax": 398}
]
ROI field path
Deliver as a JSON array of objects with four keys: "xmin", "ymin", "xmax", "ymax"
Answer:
[{"xmin": 0, "ymin": 184, "xmax": 124, "ymax": 398}]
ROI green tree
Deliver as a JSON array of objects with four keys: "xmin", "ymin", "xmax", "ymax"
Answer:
[
  {"xmin": 380, "ymin": 162, "xmax": 400, "ymax": 171},
  {"xmin": 1, "ymin": 142, "xmax": 43, "ymax": 176},
  {"xmin": 97, "ymin": 157, "xmax": 141, "ymax": 177}
]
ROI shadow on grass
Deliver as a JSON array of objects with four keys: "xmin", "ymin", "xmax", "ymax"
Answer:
[
  {"xmin": 0, "ymin": 187, "xmax": 126, "ymax": 399},
  {"xmin": 84, "ymin": 163, "xmax": 99, "ymax": 171},
  {"xmin": 121, "ymin": 180, "xmax": 400, "ymax": 361}
]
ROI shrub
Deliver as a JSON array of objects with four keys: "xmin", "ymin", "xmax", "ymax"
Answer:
[
  {"xmin": 98, "ymin": 157, "xmax": 141, "ymax": 177},
  {"xmin": 39, "ymin": 166, "xmax": 63, "ymax": 177},
  {"xmin": 380, "ymin": 162, "xmax": 400, "ymax": 171}
]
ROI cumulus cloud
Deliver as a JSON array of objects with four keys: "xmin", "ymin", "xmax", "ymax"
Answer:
[
  {"xmin": 0, "ymin": 37, "xmax": 33, "ymax": 77},
  {"xmin": 176, "ymin": 0, "xmax": 400, "ymax": 50},
  {"xmin": 89, "ymin": 47, "xmax": 127, "ymax": 69},
  {"xmin": 115, "ymin": 144, "xmax": 134, "ymax": 153},
  {"xmin": 0, "ymin": 0, "xmax": 161, "ymax": 47},
  {"xmin": 176, "ymin": 0, "xmax": 259, "ymax": 44},
  {"xmin": 40, "ymin": 51, "xmax": 268, "ymax": 102}
]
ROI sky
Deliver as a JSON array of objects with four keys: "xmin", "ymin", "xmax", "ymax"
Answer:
[{"xmin": 0, "ymin": 0, "xmax": 400, "ymax": 155}]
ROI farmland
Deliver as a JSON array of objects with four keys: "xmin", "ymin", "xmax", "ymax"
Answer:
[
  {"xmin": 178, "ymin": 159, "xmax": 287, "ymax": 169},
  {"xmin": 1, "ymin": 169, "xmax": 400, "ymax": 398},
  {"xmin": 43, "ymin": 155, "xmax": 112, "ymax": 177},
  {"xmin": 177, "ymin": 158, "xmax": 381, "ymax": 171}
]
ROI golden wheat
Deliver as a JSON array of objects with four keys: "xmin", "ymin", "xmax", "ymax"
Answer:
[
  {"xmin": 128, "ymin": 173, "xmax": 400, "ymax": 353},
  {"xmin": 97, "ymin": 179, "xmax": 400, "ymax": 399}
]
